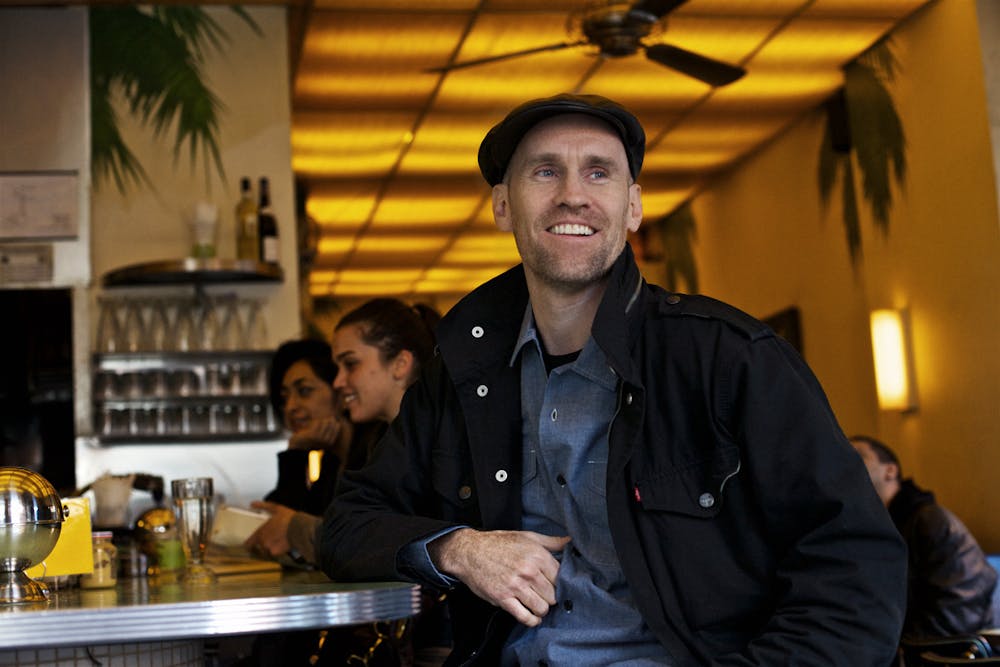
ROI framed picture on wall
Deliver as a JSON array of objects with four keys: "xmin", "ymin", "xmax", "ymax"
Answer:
[{"xmin": 0, "ymin": 172, "xmax": 79, "ymax": 241}]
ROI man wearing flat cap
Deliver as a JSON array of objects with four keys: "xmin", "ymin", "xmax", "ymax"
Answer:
[{"xmin": 321, "ymin": 94, "xmax": 906, "ymax": 665}]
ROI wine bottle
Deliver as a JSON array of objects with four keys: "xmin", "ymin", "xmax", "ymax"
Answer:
[
  {"xmin": 257, "ymin": 177, "xmax": 279, "ymax": 264},
  {"xmin": 235, "ymin": 177, "xmax": 258, "ymax": 261}
]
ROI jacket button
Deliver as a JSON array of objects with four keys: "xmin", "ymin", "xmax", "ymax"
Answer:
[
  {"xmin": 667, "ymin": 294, "xmax": 681, "ymax": 305},
  {"xmin": 476, "ymin": 385, "xmax": 488, "ymax": 397},
  {"xmin": 471, "ymin": 325, "xmax": 484, "ymax": 338},
  {"xmin": 625, "ymin": 392, "xmax": 633, "ymax": 405},
  {"xmin": 495, "ymin": 469, "xmax": 508, "ymax": 483},
  {"xmin": 699, "ymin": 492, "xmax": 715, "ymax": 508},
  {"xmin": 458, "ymin": 485, "xmax": 472, "ymax": 500}
]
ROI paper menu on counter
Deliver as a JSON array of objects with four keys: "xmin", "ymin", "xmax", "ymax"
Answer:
[{"xmin": 209, "ymin": 505, "xmax": 269, "ymax": 547}]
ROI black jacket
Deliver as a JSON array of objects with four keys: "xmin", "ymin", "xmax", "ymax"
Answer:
[
  {"xmin": 890, "ymin": 479, "xmax": 997, "ymax": 637},
  {"xmin": 320, "ymin": 245, "xmax": 906, "ymax": 666}
]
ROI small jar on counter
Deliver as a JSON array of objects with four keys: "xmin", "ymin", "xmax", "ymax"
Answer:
[{"xmin": 80, "ymin": 531, "xmax": 118, "ymax": 589}]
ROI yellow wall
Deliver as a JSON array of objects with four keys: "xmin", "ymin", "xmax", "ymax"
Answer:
[{"xmin": 684, "ymin": 0, "xmax": 1000, "ymax": 549}]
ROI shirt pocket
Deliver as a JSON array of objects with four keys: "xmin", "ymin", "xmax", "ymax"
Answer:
[{"xmin": 634, "ymin": 444, "xmax": 741, "ymax": 518}]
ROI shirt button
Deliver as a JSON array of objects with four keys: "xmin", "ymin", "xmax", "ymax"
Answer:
[
  {"xmin": 471, "ymin": 325, "xmax": 484, "ymax": 339},
  {"xmin": 667, "ymin": 294, "xmax": 681, "ymax": 305},
  {"xmin": 476, "ymin": 385, "xmax": 488, "ymax": 397},
  {"xmin": 550, "ymin": 408, "xmax": 557, "ymax": 421},
  {"xmin": 699, "ymin": 492, "xmax": 715, "ymax": 508},
  {"xmin": 625, "ymin": 392, "xmax": 633, "ymax": 405},
  {"xmin": 556, "ymin": 474, "xmax": 567, "ymax": 486},
  {"xmin": 458, "ymin": 485, "xmax": 472, "ymax": 500},
  {"xmin": 495, "ymin": 469, "xmax": 508, "ymax": 483},
  {"xmin": 562, "ymin": 599, "xmax": 573, "ymax": 612}
]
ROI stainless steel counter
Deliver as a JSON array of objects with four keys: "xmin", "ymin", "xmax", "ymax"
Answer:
[{"xmin": 0, "ymin": 570, "xmax": 421, "ymax": 650}]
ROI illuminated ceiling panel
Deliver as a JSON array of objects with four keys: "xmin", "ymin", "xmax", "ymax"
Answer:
[{"xmin": 292, "ymin": 0, "xmax": 935, "ymax": 298}]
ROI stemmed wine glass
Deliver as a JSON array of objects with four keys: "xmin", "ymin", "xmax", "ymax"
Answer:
[{"xmin": 171, "ymin": 477, "xmax": 217, "ymax": 585}]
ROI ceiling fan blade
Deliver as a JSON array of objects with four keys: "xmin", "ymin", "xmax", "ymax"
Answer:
[
  {"xmin": 645, "ymin": 43, "xmax": 746, "ymax": 87},
  {"xmin": 426, "ymin": 41, "xmax": 583, "ymax": 73},
  {"xmin": 628, "ymin": 0, "xmax": 689, "ymax": 22}
]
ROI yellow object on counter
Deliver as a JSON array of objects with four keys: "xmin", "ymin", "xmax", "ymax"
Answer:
[{"xmin": 26, "ymin": 496, "xmax": 94, "ymax": 578}]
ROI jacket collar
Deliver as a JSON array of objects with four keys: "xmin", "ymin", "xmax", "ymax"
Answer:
[{"xmin": 437, "ymin": 243, "xmax": 644, "ymax": 380}]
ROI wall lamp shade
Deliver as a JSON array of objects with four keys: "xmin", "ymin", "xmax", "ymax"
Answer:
[{"xmin": 870, "ymin": 308, "xmax": 918, "ymax": 412}]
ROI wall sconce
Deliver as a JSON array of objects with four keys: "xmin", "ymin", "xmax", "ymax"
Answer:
[{"xmin": 869, "ymin": 308, "xmax": 918, "ymax": 412}]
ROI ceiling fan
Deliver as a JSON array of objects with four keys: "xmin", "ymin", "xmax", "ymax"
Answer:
[{"xmin": 428, "ymin": 0, "xmax": 746, "ymax": 87}]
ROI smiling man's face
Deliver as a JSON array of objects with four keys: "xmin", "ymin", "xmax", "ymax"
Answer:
[{"xmin": 492, "ymin": 113, "xmax": 643, "ymax": 294}]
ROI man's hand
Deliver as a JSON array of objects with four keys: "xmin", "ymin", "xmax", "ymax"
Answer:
[
  {"xmin": 244, "ymin": 501, "xmax": 296, "ymax": 557},
  {"xmin": 429, "ymin": 528, "xmax": 570, "ymax": 627}
]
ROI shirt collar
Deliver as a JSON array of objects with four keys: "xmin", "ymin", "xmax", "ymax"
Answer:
[{"xmin": 510, "ymin": 303, "xmax": 540, "ymax": 367}]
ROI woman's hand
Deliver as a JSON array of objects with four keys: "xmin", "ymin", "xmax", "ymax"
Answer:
[
  {"xmin": 288, "ymin": 416, "xmax": 343, "ymax": 451},
  {"xmin": 243, "ymin": 501, "xmax": 296, "ymax": 557}
]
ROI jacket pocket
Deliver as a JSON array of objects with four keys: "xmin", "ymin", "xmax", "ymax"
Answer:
[{"xmin": 634, "ymin": 444, "xmax": 740, "ymax": 518}]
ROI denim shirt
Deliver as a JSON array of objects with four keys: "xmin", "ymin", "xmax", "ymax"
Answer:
[{"xmin": 501, "ymin": 307, "xmax": 668, "ymax": 666}]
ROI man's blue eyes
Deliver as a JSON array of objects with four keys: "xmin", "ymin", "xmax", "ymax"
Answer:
[{"xmin": 533, "ymin": 169, "xmax": 609, "ymax": 179}]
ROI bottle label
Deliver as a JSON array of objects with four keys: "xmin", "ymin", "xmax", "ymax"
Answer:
[{"xmin": 263, "ymin": 236, "xmax": 279, "ymax": 263}]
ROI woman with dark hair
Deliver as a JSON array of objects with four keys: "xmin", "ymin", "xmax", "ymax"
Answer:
[
  {"xmin": 332, "ymin": 297, "xmax": 439, "ymax": 426},
  {"xmin": 244, "ymin": 338, "xmax": 355, "ymax": 562}
]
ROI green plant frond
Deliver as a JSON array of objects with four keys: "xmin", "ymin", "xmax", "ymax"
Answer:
[
  {"xmin": 841, "ymin": 158, "xmax": 862, "ymax": 263},
  {"xmin": 845, "ymin": 58, "xmax": 906, "ymax": 232},
  {"xmin": 858, "ymin": 38, "xmax": 900, "ymax": 83},
  {"xmin": 151, "ymin": 6, "xmax": 228, "ymax": 60},
  {"xmin": 90, "ymin": 5, "xmax": 256, "ymax": 192},
  {"xmin": 818, "ymin": 121, "xmax": 840, "ymax": 209},
  {"xmin": 659, "ymin": 202, "xmax": 699, "ymax": 294},
  {"xmin": 90, "ymin": 83, "xmax": 151, "ymax": 192}
]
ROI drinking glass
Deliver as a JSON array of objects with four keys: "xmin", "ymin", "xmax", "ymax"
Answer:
[
  {"xmin": 145, "ymin": 299, "xmax": 171, "ymax": 352},
  {"xmin": 242, "ymin": 300, "xmax": 268, "ymax": 350},
  {"xmin": 96, "ymin": 298, "xmax": 122, "ymax": 353},
  {"xmin": 198, "ymin": 298, "xmax": 219, "ymax": 351},
  {"xmin": 121, "ymin": 300, "xmax": 146, "ymax": 353},
  {"xmin": 216, "ymin": 295, "xmax": 243, "ymax": 351},
  {"xmin": 170, "ymin": 478, "xmax": 216, "ymax": 585},
  {"xmin": 172, "ymin": 300, "xmax": 196, "ymax": 353}
]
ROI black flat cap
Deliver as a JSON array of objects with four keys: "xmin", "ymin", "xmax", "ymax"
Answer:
[{"xmin": 477, "ymin": 93, "xmax": 646, "ymax": 186}]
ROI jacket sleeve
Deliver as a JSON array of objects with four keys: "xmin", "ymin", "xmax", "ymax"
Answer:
[
  {"xmin": 716, "ymin": 335, "xmax": 908, "ymax": 666},
  {"xmin": 318, "ymin": 356, "xmax": 473, "ymax": 585},
  {"xmin": 905, "ymin": 504, "xmax": 998, "ymax": 636}
]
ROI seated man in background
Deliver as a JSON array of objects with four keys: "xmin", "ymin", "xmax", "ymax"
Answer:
[{"xmin": 851, "ymin": 434, "xmax": 998, "ymax": 637}]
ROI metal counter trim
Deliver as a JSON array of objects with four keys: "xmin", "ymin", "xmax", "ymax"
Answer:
[{"xmin": 0, "ymin": 573, "xmax": 421, "ymax": 650}]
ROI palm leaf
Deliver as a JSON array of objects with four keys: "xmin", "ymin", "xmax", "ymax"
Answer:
[
  {"xmin": 89, "ymin": 7, "xmax": 259, "ymax": 192},
  {"xmin": 844, "ymin": 51, "xmax": 906, "ymax": 233},
  {"xmin": 816, "ymin": 38, "xmax": 906, "ymax": 261}
]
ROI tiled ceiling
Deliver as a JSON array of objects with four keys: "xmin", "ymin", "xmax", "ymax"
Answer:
[{"xmin": 292, "ymin": 0, "xmax": 933, "ymax": 299}]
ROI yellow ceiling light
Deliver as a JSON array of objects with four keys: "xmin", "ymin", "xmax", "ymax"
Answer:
[
  {"xmin": 308, "ymin": 197, "xmax": 375, "ymax": 228},
  {"xmin": 316, "ymin": 236, "xmax": 357, "ymax": 255},
  {"xmin": 292, "ymin": 124, "xmax": 414, "ymax": 151},
  {"xmin": 441, "ymin": 233, "xmax": 520, "ymax": 265},
  {"xmin": 308, "ymin": 270, "xmax": 340, "ymax": 284},
  {"xmin": 373, "ymin": 196, "xmax": 482, "ymax": 227},
  {"xmin": 295, "ymin": 72, "xmax": 437, "ymax": 99},
  {"xmin": 356, "ymin": 235, "xmax": 447, "ymax": 253},
  {"xmin": 752, "ymin": 19, "xmax": 897, "ymax": 66},
  {"xmin": 330, "ymin": 268, "xmax": 423, "ymax": 285}
]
